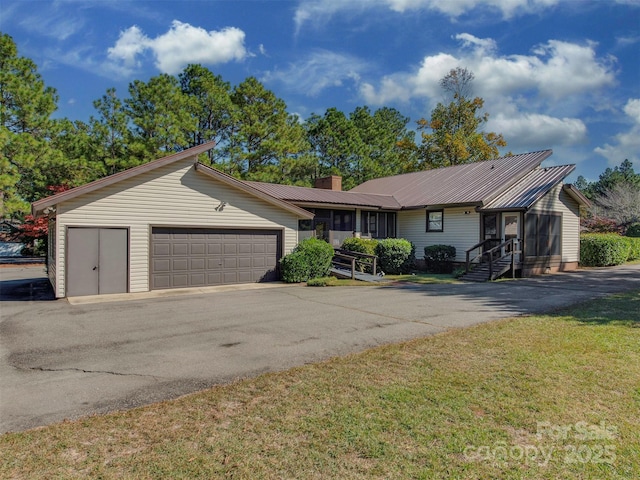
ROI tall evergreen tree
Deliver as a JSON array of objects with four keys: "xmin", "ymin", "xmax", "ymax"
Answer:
[
  {"xmin": 179, "ymin": 64, "xmax": 235, "ymax": 164},
  {"xmin": 125, "ymin": 74, "xmax": 197, "ymax": 162},
  {"xmin": 0, "ymin": 33, "xmax": 64, "ymax": 216},
  {"xmin": 227, "ymin": 77, "xmax": 308, "ymax": 179},
  {"xmin": 306, "ymin": 108, "xmax": 364, "ymax": 189}
]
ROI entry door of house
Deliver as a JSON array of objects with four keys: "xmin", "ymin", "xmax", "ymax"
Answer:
[
  {"xmin": 501, "ymin": 214, "xmax": 520, "ymax": 261},
  {"xmin": 66, "ymin": 227, "xmax": 128, "ymax": 296},
  {"xmin": 482, "ymin": 214, "xmax": 499, "ymax": 251}
]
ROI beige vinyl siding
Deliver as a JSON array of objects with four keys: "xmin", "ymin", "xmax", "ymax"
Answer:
[
  {"xmin": 528, "ymin": 183, "xmax": 581, "ymax": 263},
  {"xmin": 54, "ymin": 159, "xmax": 300, "ymax": 297},
  {"xmin": 399, "ymin": 207, "xmax": 480, "ymax": 262}
]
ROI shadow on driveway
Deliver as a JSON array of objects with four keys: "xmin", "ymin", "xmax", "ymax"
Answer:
[
  {"xmin": 377, "ymin": 264, "xmax": 640, "ymax": 318},
  {"xmin": 0, "ymin": 267, "xmax": 54, "ymax": 302}
]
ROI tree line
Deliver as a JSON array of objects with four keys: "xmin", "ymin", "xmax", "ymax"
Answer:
[
  {"xmin": 576, "ymin": 160, "xmax": 640, "ymax": 233},
  {"xmin": 2, "ymin": 33, "xmax": 507, "ymax": 218}
]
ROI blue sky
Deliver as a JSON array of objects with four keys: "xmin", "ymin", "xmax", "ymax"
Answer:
[{"xmin": 2, "ymin": 0, "xmax": 639, "ymax": 182}]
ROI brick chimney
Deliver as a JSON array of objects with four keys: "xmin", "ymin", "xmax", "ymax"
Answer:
[{"xmin": 314, "ymin": 175, "xmax": 342, "ymax": 191}]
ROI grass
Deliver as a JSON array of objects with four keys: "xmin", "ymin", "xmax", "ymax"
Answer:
[
  {"xmin": 385, "ymin": 272, "xmax": 460, "ymax": 284},
  {"xmin": 2, "ymin": 291, "xmax": 639, "ymax": 479},
  {"xmin": 306, "ymin": 273, "xmax": 459, "ymax": 287}
]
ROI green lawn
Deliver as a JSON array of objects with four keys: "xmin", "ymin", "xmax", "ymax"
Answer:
[
  {"xmin": 307, "ymin": 272, "xmax": 459, "ymax": 286},
  {"xmin": 2, "ymin": 290, "xmax": 639, "ymax": 479}
]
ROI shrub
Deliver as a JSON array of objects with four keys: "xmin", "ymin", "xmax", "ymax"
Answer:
[
  {"xmin": 375, "ymin": 238, "xmax": 414, "ymax": 274},
  {"xmin": 624, "ymin": 236, "xmax": 640, "ymax": 261},
  {"xmin": 626, "ymin": 223, "xmax": 640, "ymax": 238},
  {"xmin": 341, "ymin": 237, "xmax": 378, "ymax": 273},
  {"xmin": 341, "ymin": 237, "xmax": 378, "ymax": 255},
  {"xmin": 581, "ymin": 216, "xmax": 623, "ymax": 234},
  {"xmin": 280, "ymin": 252, "xmax": 311, "ymax": 283},
  {"xmin": 580, "ymin": 233, "xmax": 630, "ymax": 267},
  {"xmin": 280, "ymin": 237, "xmax": 334, "ymax": 283},
  {"xmin": 424, "ymin": 244, "xmax": 457, "ymax": 273}
]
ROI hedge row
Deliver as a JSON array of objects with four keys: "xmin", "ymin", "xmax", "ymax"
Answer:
[{"xmin": 580, "ymin": 233, "xmax": 640, "ymax": 267}]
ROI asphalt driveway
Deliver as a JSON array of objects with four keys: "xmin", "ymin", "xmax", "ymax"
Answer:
[{"xmin": 1, "ymin": 264, "xmax": 639, "ymax": 434}]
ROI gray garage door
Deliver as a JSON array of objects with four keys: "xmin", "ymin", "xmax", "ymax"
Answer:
[{"xmin": 151, "ymin": 228, "xmax": 281, "ymax": 290}]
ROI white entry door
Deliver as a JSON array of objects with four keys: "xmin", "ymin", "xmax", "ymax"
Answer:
[{"xmin": 501, "ymin": 213, "xmax": 520, "ymax": 261}]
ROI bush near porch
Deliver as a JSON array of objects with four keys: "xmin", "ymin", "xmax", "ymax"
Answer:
[
  {"xmin": 424, "ymin": 244, "xmax": 457, "ymax": 273},
  {"xmin": 280, "ymin": 237, "xmax": 335, "ymax": 283},
  {"xmin": 340, "ymin": 238, "xmax": 379, "ymax": 274},
  {"xmin": 375, "ymin": 238, "xmax": 415, "ymax": 275}
]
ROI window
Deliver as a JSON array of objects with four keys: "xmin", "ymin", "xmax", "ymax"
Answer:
[
  {"xmin": 298, "ymin": 219, "xmax": 312, "ymax": 231},
  {"xmin": 525, "ymin": 213, "xmax": 561, "ymax": 257},
  {"xmin": 361, "ymin": 211, "xmax": 396, "ymax": 238},
  {"xmin": 333, "ymin": 211, "xmax": 354, "ymax": 232},
  {"xmin": 426, "ymin": 210, "xmax": 443, "ymax": 232}
]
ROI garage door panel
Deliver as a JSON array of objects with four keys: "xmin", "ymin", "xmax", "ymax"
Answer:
[
  {"xmin": 151, "ymin": 228, "xmax": 281, "ymax": 290},
  {"xmin": 207, "ymin": 257, "xmax": 222, "ymax": 269},
  {"xmin": 223, "ymin": 271, "xmax": 239, "ymax": 283},
  {"xmin": 153, "ymin": 259, "xmax": 170, "ymax": 272},
  {"xmin": 153, "ymin": 275, "xmax": 170, "ymax": 289},
  {"xmin": 172, "ymin": 274, "xmax": 188, "ymax": 287},
  {"xmin": 207, "ymin": 243, "xmax": 222, "ymax": 255},
  {"xmin": 190, "ymin": 258, "xmax": 205, "ymax": 270},
  {"xmin": 172, "ymin": 244, "xmax": 188, "ymax": 255},
  {"xmin": 190, "ymin": 243, "xmax": 206, "ymax": 255},
  {"xmin": 224, "ymin": 257, "xmax": 237, "ymax": 268},
  {"xmin": 154, "ymin": 244, "xmax": 170, "ymax": 256},
  {"xmin": 207, "ymin": 272, "xmax": 222, "ymax": 284}
]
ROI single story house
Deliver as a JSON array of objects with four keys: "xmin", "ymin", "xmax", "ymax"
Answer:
[{"xmin": 33, "ymin": 143, "xmax": 589, "ymax": 297}]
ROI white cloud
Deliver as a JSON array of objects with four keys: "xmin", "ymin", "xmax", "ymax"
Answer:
[
  {"xmin": 595, "ymin": 98, "xmax": 640, "ymax": 165},
  {"xmin": 359, "ymin": 34, "xmax": 617, "ymax": 151},
  {"xmin": 623, "ymin": 98, "xmax": 640, "ymax": 122},
  {"xmin": 262, "ymin": 50, "xmax": 369, "ymax": 96},
  {"xmin": 294, "ymin": 0, "xmax": 562, "ymax": 31},
  {"xmin": 488, "ymin": 113, "xmax": 587, "ymax": 151},
  {"xmin": 360, "ymin": 35, "xmax": 616, "ymax": 106},
  {"xmin": 106, "ymin": 21, "xmax": 247, "ymax": 76},
  {"xmin": 107, "ymin": 25, "xmax": 150, "ymax": 73}
]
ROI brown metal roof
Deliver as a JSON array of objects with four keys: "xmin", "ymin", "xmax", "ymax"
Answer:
[
  {"xmin": 350, "ymin": 150, "xmax": 553, "ymax": 208},
  {"xmin": 245, "ymin": 181, "xmax": 401, "ymax": 209},
  {"xmin": 32, "ymin": 142, "xmax": 217, "ymax": 215},
  {"xmin": 481, "ymin": 164, "xmax": 576, "ymax": 210}
]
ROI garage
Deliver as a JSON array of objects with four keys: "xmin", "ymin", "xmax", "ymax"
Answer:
[
  {"xmin": 31, "ymin": 143, "xmax": 312, "ymax": 298},
  {"xmin": 150, "ymin": 227, "xmax": 281, "ymax": 290}
]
